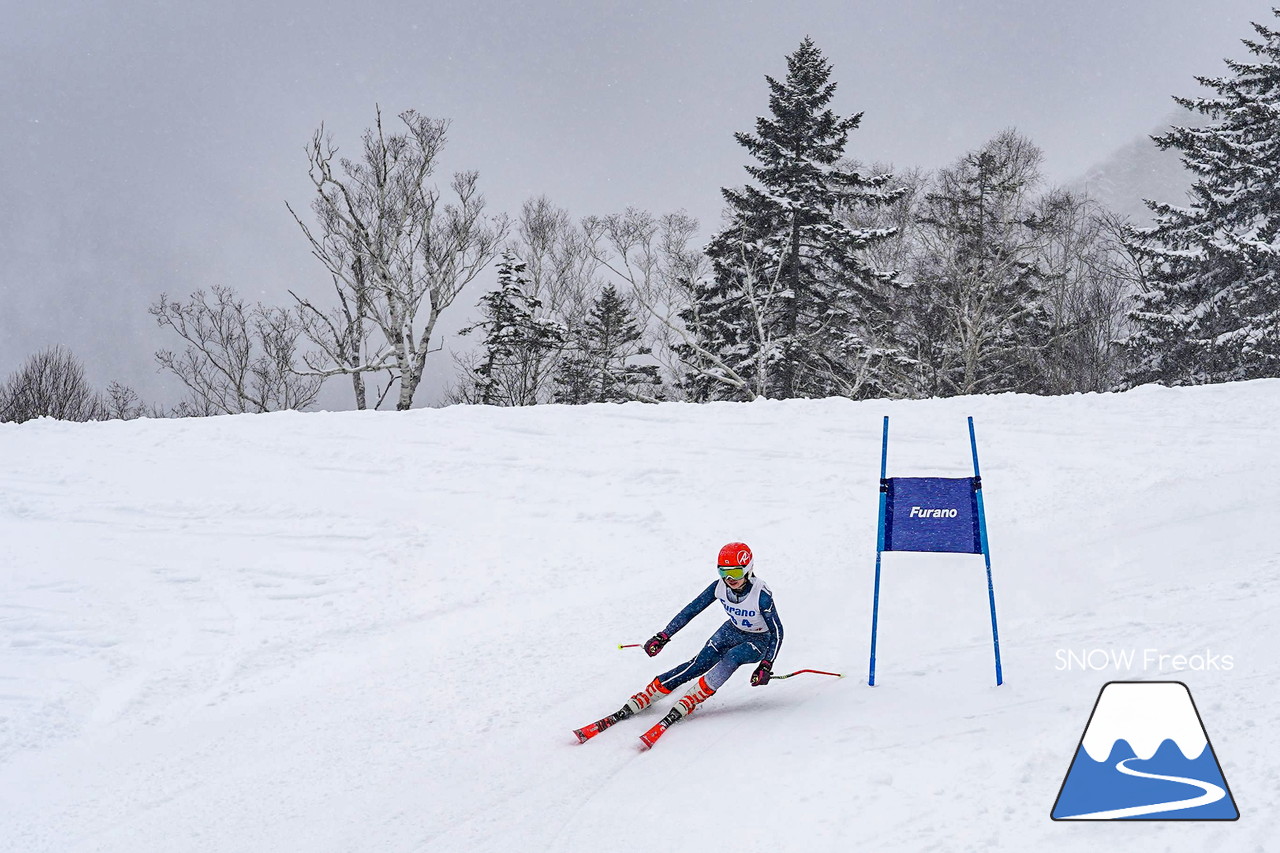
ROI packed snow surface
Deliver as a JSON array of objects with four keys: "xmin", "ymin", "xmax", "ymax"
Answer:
[{"xmin": 2, "ymin": 383, "xmax": 1277, "ymax": 851}]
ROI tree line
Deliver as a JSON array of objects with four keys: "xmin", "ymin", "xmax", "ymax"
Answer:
[{"xmin": 7, "ymin": 17, "xmax": 1280, "ymax": 422}]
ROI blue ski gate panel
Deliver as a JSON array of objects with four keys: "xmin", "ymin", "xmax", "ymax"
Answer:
[{"xmin": 883, "ymin": 477, "xmax": 982, "ymax": 554}]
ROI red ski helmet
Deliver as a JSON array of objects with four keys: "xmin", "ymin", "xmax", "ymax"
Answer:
[{"xmin": 717, "ymin": 542, "xmax": 753, "ymax": 579}]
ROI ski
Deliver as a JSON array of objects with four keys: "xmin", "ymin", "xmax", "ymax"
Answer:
[
  {"xmin": 573, "ymin": 709, "xmax": 630, "ymax": 743},
  {"xmin": 638, "ymin": 720, "xmax": 668, "ymax": 749},
  {"xmin": 639, "ymin": 708, "xmax": 684, "ymax": 749}
]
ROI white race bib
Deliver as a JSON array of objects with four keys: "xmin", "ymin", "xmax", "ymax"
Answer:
[{"xmin": 715, "ymin": 578, "xmax": 771, "ymax": 633}]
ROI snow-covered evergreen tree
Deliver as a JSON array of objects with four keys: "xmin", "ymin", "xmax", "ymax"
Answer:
[
  {"xmin": 459, "ymin": 252, "xmax": 566, "ymax": 405},
  {"xmin": 833, "ymin": 163, "xmax": 928, "ymax": 398},
  {"xmin": 555, "ymin": 284, "xmax": 659, "ymax": 403},
  {"xmin": 672, "ymin": 271, "xmax": 760, "ymax": 402},
  {"xmin": 1125, "ymin": 12, "xmax": 1280, "ymax": 386},
  {"xmin": 696, "ymin": 37, "xmax": 903, "ymax": 400}
]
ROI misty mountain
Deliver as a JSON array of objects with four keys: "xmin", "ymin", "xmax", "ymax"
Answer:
[{"xmin": 1068, "ymin": 108, "xmax": 1207, "ymax": 223}]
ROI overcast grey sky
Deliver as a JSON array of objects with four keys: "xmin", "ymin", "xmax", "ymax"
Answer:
[{"xmin": 1, "ymin": 0, "xmax": 1270, "ymax": 407}]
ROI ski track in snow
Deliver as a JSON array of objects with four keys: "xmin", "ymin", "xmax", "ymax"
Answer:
[{"xmin": 1, "ymin": 385, "xmax": 1277, "ymax": 851}]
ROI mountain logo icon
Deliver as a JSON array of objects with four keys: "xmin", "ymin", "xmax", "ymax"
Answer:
[{"xmin": 1051, "ymin": 681, "xmax": 1239, "ymax": 820}]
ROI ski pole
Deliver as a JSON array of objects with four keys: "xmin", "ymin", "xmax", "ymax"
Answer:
[
  {"xmin": 618, "ymin": 643, "xmax": 643, "ymax": 649},
  {"xmin": 770, "ymin": 669, "xmax": 843, "ymax": 680}
]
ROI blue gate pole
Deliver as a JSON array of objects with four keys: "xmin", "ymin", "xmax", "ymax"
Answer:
[
  {"xmin": 968, "ymin": 416, "xmax": 1003, "ymax": 686},
  {"xmin": 869, "ymin": 416, "xmax": 889, "ymax": 686}
]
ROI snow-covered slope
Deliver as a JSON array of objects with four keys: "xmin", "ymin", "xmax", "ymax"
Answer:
[{"xmin": 2, "ymin": 384, "xmax": 1276, "ymax": 851}]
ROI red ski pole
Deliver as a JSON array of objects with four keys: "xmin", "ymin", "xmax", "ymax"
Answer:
[
  {"xmin": 618, "ymin": 643, "xmax": 643, "ymax": 649},
  {"xmin": 770, "ymin": 668, "xmax": 843, "ymax": 680}
]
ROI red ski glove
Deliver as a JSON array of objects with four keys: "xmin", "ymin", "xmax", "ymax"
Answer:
[
  {"xmin": 750, "ymin": 660, "xmax": 773, "ymax": 686},
  {"xmin": 643, "ymin": 632, "xmax": 670, "ymax": 657}
]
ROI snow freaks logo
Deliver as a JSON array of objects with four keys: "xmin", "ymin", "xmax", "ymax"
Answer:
[
  {"xmin": 1054, "ymin": 648, "xmax": 1234, "ymax": 672},
  {"xmin": 1051, "ymin": 681, "xmax": 1239, "ymax": 821}
]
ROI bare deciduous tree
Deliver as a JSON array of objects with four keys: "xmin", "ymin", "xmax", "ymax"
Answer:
[
  {"xmin": 502, "ymin": 197, "xmax": 599, "ymax": 402},
  {"xmin": 583, "ymin": 209, "xmax": 739, "ymax": 400},
  {"xmin": 103, "ymin": 381, "xmax": 148, "ymax": 420},
  {"xmin": 517, "ymin": 197, "xmax": 598, "ymax": 325},
  {"xmin": 0, "ymin": 345, "xmax": 105, "ymax": 423},
  {"xmin": 1035, "ymin": 192, "xmax": 1135, "ymax": 393},
  {"xmin": 288, "ymin": 107, "xmax": 506, "ymax": 410},
  {"xmin": 151, "ymin": 286, "xmax": 322, "ymax": 415},
  {"xmin": 905, "ymin": 129, "xmax": 1058, "ymax": 397}
]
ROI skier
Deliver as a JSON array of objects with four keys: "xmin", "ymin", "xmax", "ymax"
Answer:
[{"xmin": 574, "ymin": 542, "xmax": 784, "ymax": 747}]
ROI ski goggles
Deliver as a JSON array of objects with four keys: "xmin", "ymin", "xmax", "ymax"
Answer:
[{"xmin": 718, "ymin": 566, "xmax": 749, "ymax": 580}]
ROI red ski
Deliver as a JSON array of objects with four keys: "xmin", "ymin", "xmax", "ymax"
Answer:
[
  {"xmin": 639, "ymin": 707, "xmax": 685, "ymax": 749},
  {"xmin": 639, "ymin": 721, "xmax": 668, "ymax": 749},
  {"xmin": 573, "ymin": 709, "xmax": 630, "ymax": 743}
]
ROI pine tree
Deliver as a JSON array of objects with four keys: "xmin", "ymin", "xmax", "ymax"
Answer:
[
  {"xmin": 673, "ymin": 273, "xmax": 757, "ymax": 402},
  {"xmin": 696, "ymin": 37, "xmax": 903, "ymax": 400},
  {"xmin": 459, "ymin": 252, "xmax": 566, "ymax": 405},
  {"xmin": 1125, "ymin": 12, "xmax": 1280, "ymax": 386},
  {"xmin": 555, "ymin": 284, "xmax": 660, "ymax": 403}
]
